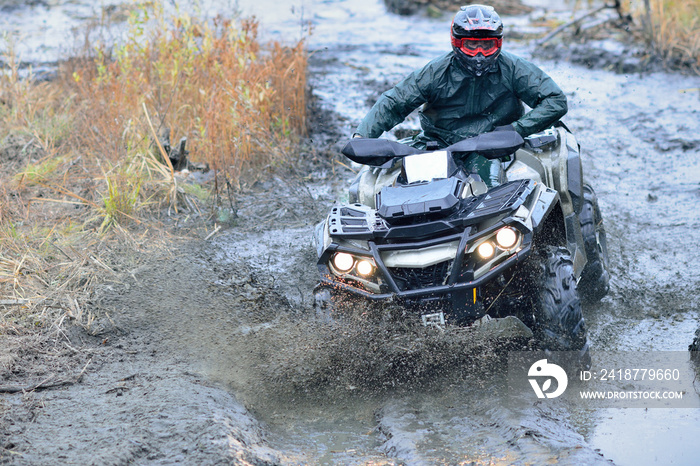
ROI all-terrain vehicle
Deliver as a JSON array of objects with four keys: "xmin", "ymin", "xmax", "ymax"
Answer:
[{"xmin": 313, "ymin": 126, "xmax": 609, "ymax": 360}]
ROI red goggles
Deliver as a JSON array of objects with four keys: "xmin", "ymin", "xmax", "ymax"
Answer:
[{"xmin": 451, "ymin": 37, "xmax": 502, "ymax": 57}]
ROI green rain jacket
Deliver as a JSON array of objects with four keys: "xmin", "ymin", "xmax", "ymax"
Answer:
[{"xmin": 355, "ymin": 50, "xmax": 567, "ymax": 147}]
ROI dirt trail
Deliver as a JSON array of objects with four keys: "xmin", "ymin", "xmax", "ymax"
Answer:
[{"xmin": 2, "ymin": 0, "xmax": 700, "ymax": 464}]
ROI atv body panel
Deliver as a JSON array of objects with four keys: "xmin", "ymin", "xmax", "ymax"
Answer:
[{"xmin": 315, "ymin": 127, "xmax": 606, "ymax": 337}]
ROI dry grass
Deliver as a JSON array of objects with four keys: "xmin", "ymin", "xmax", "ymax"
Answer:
[
  {"xmin": 647, "ymin": 0, "xmax": 700, "ymax": 70},
  {"xmin": 626, "ymin": 0, "xmax": 700, "ymax": 71},
  {"xmin": 0, "ymin": 5, "xmax": 308, "ymax": 335},
  {"xmin": 0, "ymin": 220, "xmax": 104, "ymax": 334},
  {"xmin": 70, "ymin": 5, "xmax": 307, "ymax": 184}
]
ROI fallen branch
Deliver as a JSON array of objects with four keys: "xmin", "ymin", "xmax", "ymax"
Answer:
[
  {"xmin": 580, "ymin": 16, "xmax": 618, "ymax": 33},
  {"xmin": 0, "ymin": 358, "xmax": 92, "ymax": 394},
  {"xmin": 535, "ymin": 4, "xmax": 615, "ymax": 46},
  {"xmin": 204, "ymin": 224, "xmax": 222, "ymax": 241},
  {"xmin": 0, "ymin": 299, "xmax": 28, "ymax": 306}
]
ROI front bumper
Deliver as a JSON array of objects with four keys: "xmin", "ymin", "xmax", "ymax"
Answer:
[{"xmin": 316, "ymin": 243, "xmax": 532, "ymax": 301}]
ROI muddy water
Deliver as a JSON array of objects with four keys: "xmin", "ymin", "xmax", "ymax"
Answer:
[
  {"xmin": 3, "ymin": 0, "xmax": 700, "ymax": 464},
  {"xmin": 219, "ymin": 1, "xmax": 700, "ymax": 464}
]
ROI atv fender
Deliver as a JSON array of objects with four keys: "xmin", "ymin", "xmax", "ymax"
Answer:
[
  {"xmin": 526, "ymin": 183, "xmax": 586, "ymax": 279},
  {"xmin": 528, "ymin": 183, "xmax": 559, "ymax": 232},
  {"xmin": 313, "ymin": 220, "xmax": 330, "ymax": 258},
  {"xmin": 348, "ymin": 163, "xmax": 401, "ymax": 208},
  {"xmin": 512, "ymin": 128, "xmax": 587, "ymax": 278},
  {"xmin": 554, "ymin": 130, "xmax": 584, "ymax": 216}
]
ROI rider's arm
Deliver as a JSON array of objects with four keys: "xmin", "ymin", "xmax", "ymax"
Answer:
[
  {"xmin": 507, "ymin": 55, "xmax": 568, "ymax": 137},
  {"xmin": 354, "ymin": 61, "xmax": 436, "ymax": 138}
]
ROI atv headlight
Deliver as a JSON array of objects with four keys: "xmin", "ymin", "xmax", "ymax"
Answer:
[
  {"xmin": 477, "ymin": 241, "xmax": 495, "ymax": 259},
  {"xmin": 496, "ymin": 227, "xmax": 518, "ymax": 249},
  {"xmin": 356, "ymin": 259, "xmax": 375, "ymax": 277},
  {"xmin": 333, "ymin": 252, "xmax": 354, "ymax": 272},
  {"xmin": 328, "ymin": 252, "xmax": 380, "ymax": 291},
  {"xmin": 467, "ymin": 225, "xmax": 525, "ymax": 280}
]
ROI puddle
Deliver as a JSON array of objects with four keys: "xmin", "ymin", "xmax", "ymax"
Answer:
[{"xmin": 588, "ymin": 409, "xmax": 700, "ymax": 466}]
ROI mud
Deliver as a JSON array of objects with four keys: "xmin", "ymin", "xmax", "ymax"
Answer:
[
  {"xmin": 1, "ymin": 334, "xmax": 280, "ymax": 465},
  {"xmin": 2, "ymin": 0, "xmax": 700, "ymax": 464},
  {"xmin": 536, "ymin": 40, "xmax": 653, "ymax": 75},
  {"xmin": 0, "ymin": 1, "xmax": 46, "ymax": 13},
  {"xmin": 384, "ymin": 0, "xmax": 533, "ymax": 16}
]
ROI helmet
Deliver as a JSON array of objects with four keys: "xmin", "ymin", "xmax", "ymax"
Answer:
[{"xmin": 451, "ymin": 5, "xmax": 503, "ymax": 76}]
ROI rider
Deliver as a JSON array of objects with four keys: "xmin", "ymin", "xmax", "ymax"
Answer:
[{"xmin": 353, "ymin": 4, "xmax": 567, "ymax": 187}]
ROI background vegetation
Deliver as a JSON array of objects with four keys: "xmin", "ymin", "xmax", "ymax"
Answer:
[
  {"xmin": 635, "ymin": 0, "xmax": 700, "ymax": 72},
  {"xmin": 0, "ymin": 4, "xmax": 307, "ymax": 333}
]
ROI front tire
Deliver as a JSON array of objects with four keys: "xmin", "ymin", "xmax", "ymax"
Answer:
[
  {"xmin": 531, "ymin": 246, "xmax": 590, "ymax": 366},
  {"xmin": 578, "ymin": 184, "xmax": 610, "ymax": 303}
]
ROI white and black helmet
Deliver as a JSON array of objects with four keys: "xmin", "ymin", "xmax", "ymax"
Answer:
[{"xmin": 451, "ymin": 5, "xmax": 504, "ymax": 76}]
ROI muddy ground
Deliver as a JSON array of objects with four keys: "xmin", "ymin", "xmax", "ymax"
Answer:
[{"xmin": 2, "ymin": 0, "xmax": 700, "ymax": 464}]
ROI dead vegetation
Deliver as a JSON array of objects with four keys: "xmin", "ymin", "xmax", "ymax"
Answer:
[
  {"xmin": 637, "ymin": 0, "xmax": 700, "ymax": 72},
  {"xmin": 0, "ymin": 3, "xmax": 308, "ymax": 350},
  {"xmin": 70, "ymin": 4, "xmax": 307, "ymax": 183},
  {"xmin": 535, "ymin": 0, "xmax": 699, "ymax": 74}
]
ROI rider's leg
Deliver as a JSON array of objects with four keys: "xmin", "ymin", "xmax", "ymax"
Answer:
[{"xmin": 463, "ymin": 154, "xmax": 503, "ymax": 188}]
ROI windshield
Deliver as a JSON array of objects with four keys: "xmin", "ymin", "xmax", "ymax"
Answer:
[{"xmin": 403, "ymin": 151, "xmax": 449, "ymax": 183}]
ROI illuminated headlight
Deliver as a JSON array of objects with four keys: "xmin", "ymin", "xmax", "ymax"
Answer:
[
  {"xmin": 477, "ymin": 241, "xmax": 495, "ymax": 259},
  {"xmin": 356, "ymin": 259, "xmax": 375, "ymax": 276},
  {"xmin": 333, "ymin": 252, "xmax": 354, "ymax": 272},
  {"xmin": 496, "ymin": 227, "xmax": 518, "ymax": 249}
]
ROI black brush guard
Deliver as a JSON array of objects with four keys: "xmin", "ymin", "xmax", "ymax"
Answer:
[{"xmin": 317, "ymin": 179, "xmax": 536, "ymax": 322}]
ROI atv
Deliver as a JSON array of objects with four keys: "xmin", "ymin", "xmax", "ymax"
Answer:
[{"xmin": 313, "ymin": 126, "xmax": 609, "ymax": 361}]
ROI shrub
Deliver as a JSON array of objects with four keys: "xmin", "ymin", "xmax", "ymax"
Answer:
[
  {"xmin": 627, "ymin": 0, "xmax": 700, "ymax": 71},
  {"xmin": 70, "ymin": 4, "xmax": 307, "ymax": 184}
]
